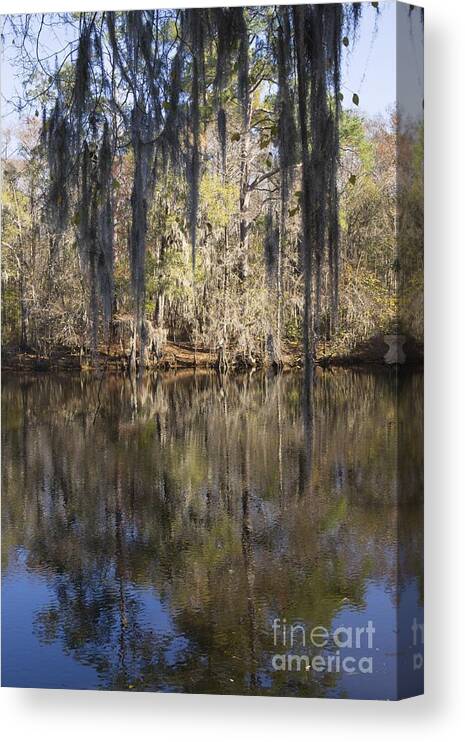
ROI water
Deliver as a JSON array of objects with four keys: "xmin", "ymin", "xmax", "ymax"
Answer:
[{"xmin": 1, "ymin": 369, "xmax": 423, "ymax": 698}]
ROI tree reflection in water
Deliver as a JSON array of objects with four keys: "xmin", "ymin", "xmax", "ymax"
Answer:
[{"xmin": 2, "ymin": 368, "xmax": 423, "ymax": 697}]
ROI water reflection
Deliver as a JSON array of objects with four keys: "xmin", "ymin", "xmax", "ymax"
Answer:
[{"xmin": 1, "ymin": 369, "xmax": 423, "ymax": 698}]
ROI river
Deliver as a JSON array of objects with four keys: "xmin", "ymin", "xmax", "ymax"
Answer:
[{"xmin": 1, "ymin": 368, "xmax": 423, "ymax": 698}]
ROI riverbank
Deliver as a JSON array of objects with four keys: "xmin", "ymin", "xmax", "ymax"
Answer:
[{"xmin": 1, "ymin": 335, "xmax": 423, "ymax": 374}]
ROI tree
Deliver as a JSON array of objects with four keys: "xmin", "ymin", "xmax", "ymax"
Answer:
[{"xmin": 2, "ymin": 4, "xmax": 408, "ymax": 371}]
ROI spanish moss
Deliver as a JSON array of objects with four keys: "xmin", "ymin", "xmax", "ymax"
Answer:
[{"xmin": 28, "ymin": 4, "xmax": 388, "ymax": 373}]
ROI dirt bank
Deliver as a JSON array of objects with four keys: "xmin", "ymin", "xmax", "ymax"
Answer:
[{"xmin": 1, "ymin": 335, "xmax": 423, "ymax": 374}]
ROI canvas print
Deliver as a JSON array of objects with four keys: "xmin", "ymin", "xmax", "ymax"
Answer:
[{"xmin": 1, "ymin": 2, "xmax": 423, "ymax": 699}]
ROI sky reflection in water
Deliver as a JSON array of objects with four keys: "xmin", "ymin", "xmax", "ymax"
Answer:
[{"xmin": 2, "ymin": 369, "xmax": 423, "ymax": 698}]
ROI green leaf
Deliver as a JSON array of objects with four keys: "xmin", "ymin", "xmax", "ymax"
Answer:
[
  {"xmin": 352, "ymin": 93, "xmax": 359, "ymax": 106},
  {"xmin": 349, "ymin": 174, "xmax": 356, "ymax": 186},
  {"xmin": 342, "ymin": 36, "xmax": 349, "ymax": 47},
  {"xmin": 337, "ymin": 92, "xmax": 344, "ymax": 102},
  {"xmin": 231, "ymin": 132, "xmax": 241, "ymax": 142},
  {"xmin": 372, "ymin": 2, "xmax": 379, "ymax": 8},
  {"xmin": 288, "ymin": 206, "xmax": 300, "ymax": 217}
]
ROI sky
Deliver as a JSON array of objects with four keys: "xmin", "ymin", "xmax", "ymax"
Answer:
[
  {"xmin": 0, "ymin": 1, "xmax": 422, "ymax": 157},
  {"xmin": 341, "ymin": 0, "xmax": 395, "ymax": 117}
]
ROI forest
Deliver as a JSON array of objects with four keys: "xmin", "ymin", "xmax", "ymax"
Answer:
[{"xmin": 1, "ymin": 4, "xmax": 424, "ymax": 373}]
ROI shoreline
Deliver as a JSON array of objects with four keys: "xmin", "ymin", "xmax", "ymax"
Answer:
[{"xmin": 1, "ymin": 336, "xmax": 423, "ymax": 375}]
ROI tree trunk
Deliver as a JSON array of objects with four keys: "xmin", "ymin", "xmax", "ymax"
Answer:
[
  {"xmin": 19, "ymin": 276, "xmax": 29, "ymax": 351},
  {"xmin": 238, "ymin": 106, "xmax": 252, "ymax": 282},
  {"xmin": 294, "ymin": 6, "xmax": 314, "ymax": 376},
  {"xmin": 154, "ymin": 292, "xmax": 165, "ymax": 328}
]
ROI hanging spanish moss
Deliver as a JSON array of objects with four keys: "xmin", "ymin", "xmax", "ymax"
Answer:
[
  {"xmin": 237, "ymin": 8, "xmax": 250, "ymax": 130},
  {"xmin": 40, "ymin": 15, "xmax": 117, "ymax": 349},
  {"xmin": 273, "ymin": 5, "xmax": 296, "ymax": 365},
  {"xmin": 274, "ymin": 5, "xmax": 296, "ymax": 211},
  {"xmin": 36, "ymin": 5, "xmax": 367, "ymax": 372},
  {"xmin": 130, "ymin": 105, "xmax": 155, "ymax": 343},
  {"xmin": 211, "ymin": 8, "xmax": 252, "ymax": 178},
  {"xmin": 217, "ymin": 107, "xmax": 227, "ymax": 176},
  {"xmin": 309, "ymin": 5, "xmax": 330, "ymax": 337},
  {"xmin": 45, "ymin": 96, "xmax": 70, "ymax": 233},
  {"xmin": 107, "ymin": 11, "xmax": 161, "ymax": 368},
  {"xmin": 293, "ymin": 3, "xmax": 314, "ymax": 374},
  {"xmin": 186, "ymin": 9, "xmax": 206, "ymax": 270},
  {"xmin": 77, "ymin": 141, "xmax": 95, "ymax": 348},
  {"xmin": 159, "ymin": 40, "xmax": 185, "ymax": 172},
  {"xmin": 290, "ymin": 3, "xmax": 361, "ymax": 372},
  {"xmin": 73, "ymin": 21, "xmax": 91, "ymax": 137},
  {"xmin": 97, "ymin": 121, "xmax": 114, "ymax": 330},
  {"xmin": 264, "ymin": 208, "xmax": 279, "ymax": 284},
  {"xmin": 213, "ymin": 8, "xmax": 234, "ymax": 175},
  {"xmin": 264, "ymin": 206, "xmax": 283, "ymax": 368},
  {"xmin": 74, "ymin": 119, "xmax": 115, "ymax": 350}
]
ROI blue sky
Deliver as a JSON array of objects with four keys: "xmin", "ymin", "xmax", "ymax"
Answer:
[{"xmin": 341, "ymin": 1, "xmax": 396, "ymax": 117}]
